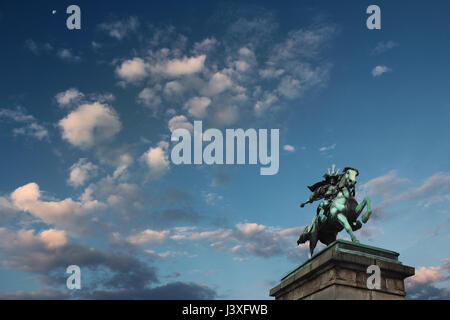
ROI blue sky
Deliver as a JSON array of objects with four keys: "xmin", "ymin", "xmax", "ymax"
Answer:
[{"xmin": 0, "ymin": 0, "xmax": 449, "ymax": 299}]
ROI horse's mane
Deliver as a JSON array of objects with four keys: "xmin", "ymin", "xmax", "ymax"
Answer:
[{"xmin": 343, "ymin": 167, "xmax": 359, "ymax": 176}]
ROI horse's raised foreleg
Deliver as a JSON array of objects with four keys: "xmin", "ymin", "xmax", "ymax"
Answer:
[
  {"xmin": 337, "ymin": 213, "xmax": 359, "ymax": 244},
  {"xmin": 355, "ymin": 198, "xmax": 372, "ymax": 223}
]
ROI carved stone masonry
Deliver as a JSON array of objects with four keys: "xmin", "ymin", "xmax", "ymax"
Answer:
[{"xmin": 270, "ymin": 240, "xmax": 415, "ymax": 300}]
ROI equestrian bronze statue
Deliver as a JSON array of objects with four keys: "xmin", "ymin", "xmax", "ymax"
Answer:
[{"xmin": 297, "ymin": 165, "xmax": 372, "ymax": 259}]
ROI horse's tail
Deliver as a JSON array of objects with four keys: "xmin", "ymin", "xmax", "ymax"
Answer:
[{"xmin": 297, "ymin": 226, "xmax": 310, "ymax": 244}]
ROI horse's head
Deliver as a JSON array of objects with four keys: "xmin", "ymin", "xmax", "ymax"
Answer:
[{"xmin": 342, "ymin": 167, "xmax": 359, "ymax": 188}]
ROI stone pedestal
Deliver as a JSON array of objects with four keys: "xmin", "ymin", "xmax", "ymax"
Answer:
[{"xmin": 270, "ymin": 240, "xmax": 415, "ymax": 300}]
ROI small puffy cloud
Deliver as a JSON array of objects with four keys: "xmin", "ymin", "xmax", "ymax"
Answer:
[
  {"xmin": 141, "ymin": 141, "xmax": 170, "ymax": 179},
  {"xmin": 202, "ymin": 71, "xmax": 232, "ymax": 96},
  {"xmin": 88, "ymin": 92, "xmax": 115, "ymax": 103},
  {"xmin": 319, "ymin": 143, "xmax": 336, "ymax": 152},
  {"xmin": 163, "ymin": 81, "xmax": 185, "ymax": 96},
  {"xmin": 168, "ymin": 115, "xmax": 193, "ymax": 132},
  {"xmin": 162, "ymin": 55, "xmax": 206, "ymax": 77},
  {"xmin": 283, "ymin": 145, "xmax": 295, "ymax": 152},
  {"xmin": 11, "ymin": 228, "xmax": 68, "ymax": 250},
  {"xmin": 359, "ymin": 170, "xmax": 409, "ymax": 198},
  {"xmin": 372, "ymin": 40, "xmax": 397, "ymax": 55},
  {"xmin": 99, "ymin": 16, "xmax": 139, "ymax": 40},
  {"xmin": 254, "ymin": 93, "xmax": 278, "ymax": 115},
  {"xmin": 12, "ymin": 123, "xmax": 48, "ymax": 140},
  {"xmin": 137, "ymin": 87, "xmax": 162, "ymax": 110},
  {"xmin": 204, "ymin": 192, "xmax": 223, "ymax": 206},
  {"xmin": 116, "ymin": 57, "xmax": 150, "ymax": 83},
  {"xmin": 55, "ymin": 88, "xmax": 84, "ymax": 108},
  {"xmin": 184, "ymin": 97, "xmax": 211, "ymax": 118},
  {"xmin": 408, "ymin": 266, "xmax": 444, "ymax": 285},
  {"xmin": 235, "ymin": 223, "xmax": 266, "ymax": 236},
  {"xmin": 58, "ymin": 102, "xmax": 121, "ymax": 149},
  {"xmin": 112, "ymin": 153, "xmax": 133, "ymax": 179},
  {"xmin": 238, "ymin": 47, "xmax": 253, "ymax": 57},
  {"xmin": 259, "ymin": 68, "xmax": 284, "ymax": 78},
  {"xmin": 91, "ymin": 41, "xmax": 102, "ymax": 50},
  {"xmin": 171, "ymin": 227, "xmax": 231, "ymax": 242},
  {"xmin": 0, "ymin": 108, "xmax": 48, "ymax": 140},
  {"xmin": 193, "ymin": 38, "xmax": 217, "ymax": 53},
  {"xmin": 57, "ymin": 48, "xmax": 81, "ymax": 62},
  {"xmin": 10, "ymin": 182, "xmax": 105, "ymax": 232},
  {"xmin": 68, "ymin": 158, "xmax": 98, "ymax": 187},
  {"xmin": 212, "ymin": 105, "xmax": 238, "ymax": 126},
  {"xmin": 278, "ymin": 76, "xmax": 301, "ymax": 99},
  {"xmin": 372, "ymin": 65, "xmax": 391, "ymax": 77},
  {"xmin": 127, "ymin": 229, "xmax": 170, "ymax": 245},
  {"xmin": 234, "ymin": 60, "xmax": 250, "ymax": 72},
  {"xmin": 36, "ymin": 229, "xmax": 68, "ymax": 249},
  {"xmin": 24, "ymin": 39, "xmax": 53, "ymax": 55}
]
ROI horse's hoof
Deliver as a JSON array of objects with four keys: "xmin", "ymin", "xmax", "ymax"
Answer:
[
  {"xmin": 352, "ymin": 239, "xmax": 360, "ymax": 244},
  {"xmin": 362, "ymin": 211, "xmax": 372, "ymax": 223}
]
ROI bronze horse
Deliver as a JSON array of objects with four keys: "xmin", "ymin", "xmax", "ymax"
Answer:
[{"xmin": 297, "ymin": 167, "xmax": 372, "ymax": 259}]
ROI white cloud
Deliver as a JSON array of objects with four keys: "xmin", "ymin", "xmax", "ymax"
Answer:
[
  {"xmin": 359, "ymin": 170, "xmax": 409, "ymax": 198},
  {"xmin": 121, "ymin": 221, "xmax": 305, "ymax": 260},
  {"xmin": 168, "ymin": 115, "xmax": 193, "ymax": 132},
  {"xmin": 137, "ymin": 87, "xmax": 162, "ymax": 110},
  {"xmin": 0, "ymin": 108, "xmax": 48, "ymax": 140},
  {"xmin": 408, "ymin": 266, "xmax": 443, "ymax": 285},
  {"xmin": 12, "ymin": 123, "xmax": 48, "ymax": 140},
  {"xmin": 254, "ymin": 93, "xmax": 278, "ymax": 115},
  {"xmin": 115, "ymin": 57, "xmax": 149, "ymax": 83},
  {"xmin": 55, "ymin": 88, "xmax": 84, "ymax": 107},
  {"xmin": 372, "ymin": 65, "xmax": 391, "ymax": 77},
  {"xmin": 68, "ymin": 158, "xmax": 98, "ymax": 187},
  {"xmin": 141, "ymin": 141, "xmax": 170, "ymax": 179},
  {"xmin": 278, "ymin": 76, "xmax": 301, "ymax": 99},
  {"xmin": 99, "ymin": 17, "xmax": 139, "ymax": 40},
  {"xmin": 25, "ymin": 39, "xmax": 53, "ymax": 55},
  {"xmin": 202, "ymin": 71, "xmax": 232, "ymax": 96},
  {"xmin": 238, "ymin": 47, "xmax": 253, "ymax": 57},
  {"xmin": 204, "ymin": 192, "xmax": 223, "ymax": 206},
  {"xmin": 171, "ymin": 227, "xmax": 231, "ymax": 242},
  {"xmin": 173, "ymin": 222, "xmax": 303, "ymax": 258},
  {"xmin": 212, "ymin": 105, "xmax": 238, "ymax": 126},
  {"xmin": 363, "ymin": 171, "xmax": 450, "ymax": 220},
  {"xmin": 235, "ymin": 223, "xmax": 266, "ymax": 236},
  {"xmin": 234, "ymin": 60, "xmax": 250, "ymax": 72},
  {"xmin": 13, "ymin": 229, "xmax": 68, "ymax": 250},
  {"xmin": 283, "ymin": 145, "xmax": 295, "ymax": 152},
  {"xmin": 184, "ymin": 96, "xmax": 211, "ymax": 118},
  {"xmin": 10, "ymin": 182, "xmax": 105, "ymax": 231},
  {"xmin": 36, "ymin": 229, "xmax": 68, "ymax": 249},
  {"xmin": 193, "ymin": 38, "xmax": 218, "ymax": 53},
  {"xmin": 127, "ymin": 229, "xmax": 169, "ymax": 245},
  {"xmin": 57, "ymin": 48, "xmax": 81, "ymax": 62},
  {"xmin": 162, "ymin": 55, "xmax": 206, "ymax": 77},
  {"xmin": 163, "ymin": 81, "xmax": 185, "ymax": 96},
  {"xmin": 58, "ymin": 102, "xmax": 121, "ymax": 149},
  {"xmin": 319, "ymin": 144, "xmax": 336, "ymax": 152},
  {"xmin": 259, "ymin": 68, "xmax": 285, "ymax": 78},
  {"xmin": 112, "ymin": 153, "xmax": 133, "ymax": 179},
  {"xmin": 372, "ymin": 41, "xmax": 397, "ymax": 55}
]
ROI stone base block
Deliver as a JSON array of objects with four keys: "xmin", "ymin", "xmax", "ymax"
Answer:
[{"xmin": 270, "ymin": 240, "xmax": 415, "ymax": 300}]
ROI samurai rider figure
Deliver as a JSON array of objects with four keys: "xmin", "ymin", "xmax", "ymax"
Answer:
[{"xmin": 300, "ymin": 164, "xmax": 342, "ymax": 226}]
